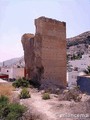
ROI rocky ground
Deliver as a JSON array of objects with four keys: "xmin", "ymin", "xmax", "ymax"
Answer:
[{"xmin": 12, "ymin": 87, "xmax": 90, "ymax": 120}]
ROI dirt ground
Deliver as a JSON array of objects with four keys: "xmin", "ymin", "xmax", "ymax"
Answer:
[{"xmin": 12, "ymin": 88, "xmax": 90, "ymax": 120}]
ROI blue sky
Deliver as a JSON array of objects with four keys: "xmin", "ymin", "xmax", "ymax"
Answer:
[{"xmin": 0, "ymin": 0, "xmax": 90, "ymax": 62}]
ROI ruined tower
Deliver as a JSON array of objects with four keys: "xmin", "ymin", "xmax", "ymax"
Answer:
[{"xmin": 21, "ymin": 16, "xmax": 67, "ymax": 89}]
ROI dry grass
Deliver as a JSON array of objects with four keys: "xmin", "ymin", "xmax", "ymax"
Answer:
[{"xmin": 0, "ymin": 83, "xmax": 15, "ymax": 99}]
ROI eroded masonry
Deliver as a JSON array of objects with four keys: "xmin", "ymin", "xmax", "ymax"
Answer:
[{"xmin": 21, "ymin": 17, "xmax": 67, "ymax": 89}]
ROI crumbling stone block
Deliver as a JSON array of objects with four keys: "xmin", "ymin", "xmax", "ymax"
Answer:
[{"xmin": 21, "ymin": 16, "xmax": 67, "ymax": 89}]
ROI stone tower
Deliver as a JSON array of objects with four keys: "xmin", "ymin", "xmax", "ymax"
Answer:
[{"xmin": 21, "ymin": 16, "xmax": 67, "ymax": 89}]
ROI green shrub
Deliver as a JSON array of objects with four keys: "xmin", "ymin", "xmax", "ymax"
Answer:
[
  {"xmin": 12, "ymin": 80, "xmax": 21, "ymax": 88},
  {"xmin": 6, "ymin": 112, "xmax": 19, "ymax": 120},
  {"xmin": 42, "ymin": 93, "xmax": 50, "ymax": 100},
  {"xmin": 0, "ymin": 95, "xmax": 9, "ymax": 107},
  {"xmin": 19, "ymin": 88, "xmax": 31, "ymax": 99},
  {"xmin": 0, "ymin": 95, "xmax": 9, "ymax": 118},
  {"xmin": 1, "ymin": 106, "xmax": 10, "ymax": 118},
  {"xmin": 0, "ymin": 95, "xmax": 26, "ymax": 120},
  {"xmin": 66, "ymin": 90, "xmax": 81, "ymax": 102},
  {"xmin": 5, "ymin": 103, "xmax": 26, "ymax": 120},
  {"xmin": 59, "ymin": 88, "xmax": 81, "ymax": 102},
  {"xmin": 8, "ymin": 103, "xmax": 26, "ymax": 113},
  {"xmin": 0, "ymin": 95, "xmax": 9, "ymax": 104},
  {"xmin": 12, "ymin": 78, "xmax": 29, "ymax": 88}
]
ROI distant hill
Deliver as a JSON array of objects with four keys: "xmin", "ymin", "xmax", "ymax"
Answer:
[
  {"xmin": 67, "ymin": 31, "xmax": 90, "ymax": 57},
  {"xmin": 0, "ymin": 56, "xmax": 25, "ymax": 67}
]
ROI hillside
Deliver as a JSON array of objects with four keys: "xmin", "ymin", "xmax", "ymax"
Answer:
[
  {"xmin": 0, "ymin": 56, "xmax": 25, "ymax": 67},
  {"xmin": 67, "ymin": 31, "xmax": 90, "ymax": 58}
]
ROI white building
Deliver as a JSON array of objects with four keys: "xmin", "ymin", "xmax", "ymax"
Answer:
[
  {"xmin": 67, "ymin": 71, "xmax": 86, "ymax": 88},
  {"xmin": 69, "ymin": 54, "xmax": 90, "ymax": 71},
  {"xmin": 67, "ymin": 54, "xmax": 90, "ymax": 87},
  {"xmin": 1, "ymin": 67, "xmax": 25, "ymax": 79},
  {"xmin": 1, "ymin": 67, "xmax": 11, "ymax": 76},
  {"xmin": 67, "ymin": 71, "xmax": 78, "ymax": 87}
]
